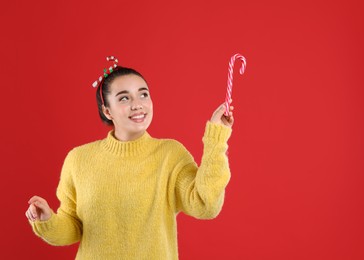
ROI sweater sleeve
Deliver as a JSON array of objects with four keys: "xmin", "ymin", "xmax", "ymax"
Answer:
[
  {"xmin": 30, "ymin": 150, "xmax": 82, "ymax": 245},
  {"xmin": 173, "ymin": 121, "xmax": 232, "ymax": 219}
]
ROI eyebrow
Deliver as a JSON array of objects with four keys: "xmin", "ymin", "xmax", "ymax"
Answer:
[{"xmin": 115, "ymin": 87, "xmax": 149, "ymax": 97}]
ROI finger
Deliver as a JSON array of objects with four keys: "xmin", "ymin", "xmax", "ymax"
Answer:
[
  {"xmin": 229, "ymin": 106, "xmax": 234, "ymax": 111},
  {"xmin": 222, "ymin": 112, "xmax": 234, "ymax": 125},
  {"xmin": 229, "ymin": 99, "xmax": 233, "ymax": 104},
  {"xmin": 33, "ymin": 200, "xmax": 50, "ymax": 212},
  {"xmin": 229, "ymin": 113, "xmax": 234, "ymax": 121},
  {"xmin": 26, "ymin": 209, "xmax": 35, "ymax": 221},
  {"xmin": 25, "ymin": 210, "xmax": 31, "ymax": 220},
  {"xmin": 26, "ymin": 210, "xmax": 32, "ymax": 221},
  {"xmin": 29, "ymin": 210, "xmax": 36, "ymax": 221},
  {"xmin": 229, "ymin": 111, "xmax": 234, "ymax": 120},
  {"xmin": 29, "ymin": 204, "xmax": 38, "ymax": 219},
  {"xmin": 223, "ymin": 116, "xmax": 232, "ymax": 126},
  {"xmin": 221, "ymin": 117, "xmax": 228, "ymax": 125},
  {"xmin": 28, "ymin": 195, "xmax": 47, "ymax": 204},
  {"xmin": 228, "ymin": 115, "xmax": 234, "ymax": 126}
]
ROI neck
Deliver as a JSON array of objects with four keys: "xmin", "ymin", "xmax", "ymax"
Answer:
[
  {"xmin": 113, "ymin": 129, "xmax": 146, "ymax": 142},
  {"xmin": 103, "ymin": 130, "xmax": 151, "ymax": 157}
]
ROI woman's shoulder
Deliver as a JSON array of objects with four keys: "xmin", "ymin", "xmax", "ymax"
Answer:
[
  {"xmin": 66, "ymin": 139, "xmax": 103, "ymax": 157},
  {"xmin": 151, "ymin": 137, "xmax": 195, "ymax": 165},
  {"xmin": 152, "ymin": 136, "xmax": 189, "ymax": 154}
]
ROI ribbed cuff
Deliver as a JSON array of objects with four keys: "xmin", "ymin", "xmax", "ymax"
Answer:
[
  {"xmin": 203, "ymin": 121, "xmax": 232, "ymax": 143},
  {"xmin": 31, "ymin": 212, "xmax": 56, "ymax": 234}
]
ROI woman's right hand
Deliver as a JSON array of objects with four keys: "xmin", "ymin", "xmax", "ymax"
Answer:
[{"xmin": 25, "ymin": 196, "xmax": 52, "ymax": 222}]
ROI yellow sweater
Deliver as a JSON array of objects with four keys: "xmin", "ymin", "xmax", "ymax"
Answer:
[{"xmin": 31, "ymin": 122, "xmax": 232, "ymax": 259}]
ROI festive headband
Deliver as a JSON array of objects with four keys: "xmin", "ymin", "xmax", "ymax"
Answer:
[{"xmin": 92, "ymin": 56, "xmax": 119, "ymax": 105}]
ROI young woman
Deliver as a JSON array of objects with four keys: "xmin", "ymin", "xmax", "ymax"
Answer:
[{"xmin": 25, "ymin": 56, "xmax": 234, "ymax": 259}]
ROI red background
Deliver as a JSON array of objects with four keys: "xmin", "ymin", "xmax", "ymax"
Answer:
[{"xmin": 1, "ymin": 0, "xmax": 364, "ymax": 259}]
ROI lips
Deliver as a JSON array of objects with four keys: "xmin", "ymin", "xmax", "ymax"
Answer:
[{"xmin": 129, "ymin": 113, "xmax": 146, "ymax": 122}]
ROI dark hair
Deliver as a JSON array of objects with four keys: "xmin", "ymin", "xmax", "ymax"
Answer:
[{"xmin": 96, "ymin": 66, "xmax": 146, "ymax": 126}]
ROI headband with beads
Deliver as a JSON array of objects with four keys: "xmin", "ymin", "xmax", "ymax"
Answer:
[{"xmin": 92, "ymin": 56, "xmax": 119, "ymax": 105}]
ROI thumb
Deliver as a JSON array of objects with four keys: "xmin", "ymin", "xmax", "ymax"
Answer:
[
  {"xmin": 210, "ymin": 103, "xmax": 227, "ymax": 123},
  {"xmin": 34, "ymin": 201, "xmax": 50, "ymax": 212},
  {"xmin": 34, "ymin": 201, "xmax": 53, "ymax": 221},
  {"xmin": 215, "ymin": 104, "xmax": 227, "ymax": 117},
  {"xmin": 220, "ymin": 103, "xmax": 227, "ymax": 113}
]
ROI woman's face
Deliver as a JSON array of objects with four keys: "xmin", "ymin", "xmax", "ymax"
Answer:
[{"xmin": 103, "ymin": 74, "xmax": 153, "ymax": 141}]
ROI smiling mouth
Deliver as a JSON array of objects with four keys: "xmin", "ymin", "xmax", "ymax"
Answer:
[{"xmin": 129, "ymin": 113, "xmax": 147, "ymax": 121}]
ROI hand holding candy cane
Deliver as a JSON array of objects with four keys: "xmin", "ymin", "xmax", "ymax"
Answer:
[
  {"xmin": 225, "ymin": 53, "xmax": 247, "ymax": 116},
  {"xmin": 210, "ymin": 103, "xmax": 235, "ymax": 127}
]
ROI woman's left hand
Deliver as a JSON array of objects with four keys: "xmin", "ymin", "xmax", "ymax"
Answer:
[{"xmin": 210, "ymin": 102, "xmax": 234, "ymax": 128}]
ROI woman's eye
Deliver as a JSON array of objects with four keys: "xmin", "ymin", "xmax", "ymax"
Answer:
[
  {"xmin": 141, "ymin": 92, "xmax": 149, "ymax": 98},
  {"xmin": 119, "ymin": 96, "xmax": 129, "ymax": 101}
]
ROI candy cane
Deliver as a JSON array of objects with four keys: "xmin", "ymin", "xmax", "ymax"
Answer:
[
  {"xmin": 92, "ymin": 56, "xmax": 119, "ymax": 88},
  {"xmin": 91, "ymin": 55, "xmax": 119, "ymax": 106},
  {"xmin": 225, "ymin": 53, "xmax": 247, "ymax": 116}
]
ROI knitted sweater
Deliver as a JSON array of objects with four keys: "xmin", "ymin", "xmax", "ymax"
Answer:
[{"xmin": 31, "ymin": 122, "xmax": 232, "ymax": 259}]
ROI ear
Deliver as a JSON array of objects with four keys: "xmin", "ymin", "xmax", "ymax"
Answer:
[{"xmin": 102, "ymin": 105, "xmax": 113, "ymax": 120}]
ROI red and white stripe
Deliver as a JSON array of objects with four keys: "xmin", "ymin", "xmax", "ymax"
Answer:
[
  {"xmin": 225, "ymin": 53, "xmax": 246, "ymax": 116},
  {"xmin": 92, "ymin": 56, "xmax": 119, "ymax": 88}
]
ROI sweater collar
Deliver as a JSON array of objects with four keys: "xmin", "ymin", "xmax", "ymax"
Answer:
[{"xmin": 102, "ymin": 130, "xmax": 151, "ymax": 157}]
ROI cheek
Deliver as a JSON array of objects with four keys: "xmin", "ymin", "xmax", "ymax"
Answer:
[
  {"xmin": 145, "ymin": 100, "xmax": 153, "ymax": 110},
  {"xmin": 121, "ymin": 106, "xmax": 131, "ymax": 115},
  {"xmin": 110, "ymin": 104, "xmax": 129, "ymax": 116}
]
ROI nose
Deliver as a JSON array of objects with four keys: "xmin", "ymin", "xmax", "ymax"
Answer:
[{"xmin": 131, "ymin": 102, "xmax": 143, "ymax": 111}]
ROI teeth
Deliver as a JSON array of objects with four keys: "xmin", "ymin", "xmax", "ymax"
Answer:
[{"xmin": 131, "ymin": 114, "xmax": 145, "ymax": 119}]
